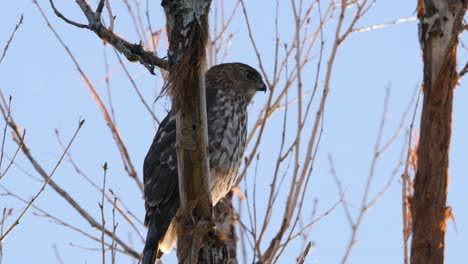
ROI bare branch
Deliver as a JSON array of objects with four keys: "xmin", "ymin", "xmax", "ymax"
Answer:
[
  {"xmin": 296, "ymin": 241, "xmax": 312, "ymax": 264},
  {"xmin": 0, "ymin": 96, "xmax": 12, "ymax": 173},
  {"xmin": 111, "ymin": 197, "xmax": 118, "ymax": 264},
  {"xmin": 105, "ymin": 0, "xmax": 115, "ymax": 32},
  {"xmin": 0, "ymin": 15, "xmax": 24, "ymax": 65},
  {"xmin": 113, "ymin": 50, "xmax": 160, "ymax": 124},
  {"xmin": 402, "ymin": 89, "xmax": 421, "ymax": 264},
  {"xmin": 0, "ymin": 208, "xmax": 12, "ymax": 263},
  {"xmin": 48, "ymin": 0, "xmax": 168, "ymax": 72},
  {"xmin": 121, "ymin": 0, "xmax": 146, "ymax": 44},
  {"xmin": 35, "ymin": 0, "xmax": 144, "ymax": 192},
  {"xmin": 54, "ymin": 129, "xmax": 145, "ymax": 242},
  {"xmin": 0, "ymin": 119, "xmax": 85, "ymax": 243},
  {"xmin": 0, "ymin": 90, "xmax": 139, "ymax": 258},
  {"xmin": 239, "ymin": 0, "xmax": 270, "ymax": 86},
  {"xmin": 0, "ymin": 130, "xmax": 25, "ymax": 182},
  {"xmin": 1, "ymin": 185, "xmax": 130, "ymax": 257},
  {"xmin": 95, "ymin": 0, "xmax": 106, "ymax": 19},
  {"xmin": 99, "ymin": 162, "xmax": 108, "ymax": 264},
  {"xmin": 49, "ymin": 1, "xmax": 89, "ymax": 29},
  {"xmin": 102, "ymin": 43, "xmax": 117, "ymax": 125},
  {"xmin": 52, "ymin": 244, "xmax": 65, "ymax": 264},
  {"xmin": 351, "ymin": 16, "xmax": 417, "ymax": 34},
  {"xmin": 458, "ymin": 61, "xmax": 468, "ymax": 79},
  {"xmin": 145, "ymin": 0, "xmax": 168, "ymax": 80}
]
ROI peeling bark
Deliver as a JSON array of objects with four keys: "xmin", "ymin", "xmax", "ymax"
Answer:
[
  {"xmin": 162, "ymin": 0, "xmax": 230, "ymax": 263},
  {"xmin": 410, "ymin": 1, "xmax": 467, "ymax": 263},
  {"xmin": 214, "ymin": 193, "xmax": 238, "ymax": 264}
]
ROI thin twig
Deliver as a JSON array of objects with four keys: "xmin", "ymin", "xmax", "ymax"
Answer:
[
  {"xmin": 239, "ymin": 0, "xmax": 270, "ymax": 86},
  {"xmin": 145, "ymin": 0, "xmax": 167, "ymax": 80},
  {"xmin": 48, "ymin": 0, "xmax": 168, "ymax": 72},
  {"xmin": 121, "ymin": 0, "xmax": 146, "ymax": 44},
  {"xmin": 35, "ymin": 0, "xmax": 144, "ymax": 192},
  {"xmin": 113, "ymin": 49, "xmax": 160, "ymax": 124},
  {"xmin": 0, "ymin": 96, "xmax": 12, "ymax": 171},
  {"xmin": 111, "ymin": 196, "xmax": 118, "ymax": 264},
  {"xmin": 105, "ymin": 0, "xmax": 115, "ymax": 31},
  {"xmin": 0, "ymin": 208, "xmax": 12, "ymax": 264},
  {"xmin": 402, "ymin": 88, "xmax": 421, "ymax": 264},
  {"xmin": 0, "ymin": 15, "xmax": 24, "ymax": 65},
  {"xmin": 100, "ymin": 162, "xmax": 108, "ymax": 264},
  {"xmin": 351, "ymin": 16, "xmax": 417, "ymax": 34},
  {"xmin": 54, "ymin": 129, "xmax": 145, "ymax": 241},
  {"xmin": 0, "ymin": 119, "xmax": 85, "ymax": 243},
  {"xmin": 338, "ymin": 82, "xmax": 414, "ymax": 263},
  {"xmin": 52, "ymin": 244, "xmax": 65, "ymax": 264},
  {"xmin": 458, "ymin": 61, "xmax": 468, "ymax": 79},
  {"xmin": 296, "ymin": 241, "xmax": 312, "ymax": 264},
  {"xmin": 1, "ymin": 184, "xmax": 130, "ymax": 257},
  {"xmin": 0, "ymin": 91, "xmax": 140, "ymax": 258},
  {"xmin": 95, "ymin": 0, "xmax": 106, "ymax": 20},
  {"xmin": 103, "ymin": 43, "xmax": 117, "ymax": 125},
  {"xmin": 0, "ymin": 130, "xmax": 25, "ymax": 181}
]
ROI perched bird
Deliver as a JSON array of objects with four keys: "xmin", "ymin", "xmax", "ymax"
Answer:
[{"xmin": 142, "ymin": 62, "xmax": 266, "ymax": 264}]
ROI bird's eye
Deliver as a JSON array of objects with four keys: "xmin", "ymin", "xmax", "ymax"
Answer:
[{"xmin": 244, "ymin": 70, "xmax": 257, "ymax": 81}]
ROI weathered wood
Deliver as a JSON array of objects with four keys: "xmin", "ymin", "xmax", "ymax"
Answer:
[
  {"xmin": 162, "ymin": 0, "xmax": 230, "ymax": 263},
  {"xmin": 410, "ymin": 1, "xmax": 467, "ymax": 263},
  {"xmin": 214, "ymin": 193, "xmax": 238, "ymax": 264},
  {"xmin": 175, "ymin": 64, "xmax": 212, "ymax": 217}
]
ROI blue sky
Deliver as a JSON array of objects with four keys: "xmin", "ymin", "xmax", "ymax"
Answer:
[{"xmin": 1, "ymin": 0, "xmax": 467, "ymax": 263}]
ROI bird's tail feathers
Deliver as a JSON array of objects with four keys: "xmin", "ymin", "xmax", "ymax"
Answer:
[
  {"xmin": 142, "ymin": 221, "xmax": 161, "ymax": 264},
  {"xmin": 142, "ymin": 199, "xmax": 178, "ymax": 264}
]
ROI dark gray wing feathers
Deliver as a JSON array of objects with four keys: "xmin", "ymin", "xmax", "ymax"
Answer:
[{"xmin": 142, "ymin": 113, "xmax": 179, "ymax": 264}]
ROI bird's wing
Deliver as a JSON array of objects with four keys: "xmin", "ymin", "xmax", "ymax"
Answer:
[
  {"xmin": 143, "ymin": 112, "xmax": 179, "ymax": 226},
  {"xmin": 142, "ymin": 112, "xmax": 180, "ymax": 263}
]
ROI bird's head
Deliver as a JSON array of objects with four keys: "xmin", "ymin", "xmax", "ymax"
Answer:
[{"xmin": 206, "ymin": 62, "xmax": 267, "ymax": 102}]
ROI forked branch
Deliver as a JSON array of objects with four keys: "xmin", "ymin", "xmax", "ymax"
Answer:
[{"xmin": 48, "ymin": 0, "xmax": 168, "ymax": 73}]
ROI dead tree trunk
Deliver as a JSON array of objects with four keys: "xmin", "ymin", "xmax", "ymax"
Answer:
[
  {"xmin": 214, "ymin": 193, "xmax": 238, "ymax": 264},
  {"xmin": 410, "ymin": 1, "xmax": 466, "ymax": 263},
  {"xmin": 162, "ymin": 0, "xmax": 229, "ymax": 263}
]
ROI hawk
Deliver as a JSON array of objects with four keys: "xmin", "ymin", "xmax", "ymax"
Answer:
[{"xmin": 142, "ymin": 62, "xmax": 266, "ymax": 264}]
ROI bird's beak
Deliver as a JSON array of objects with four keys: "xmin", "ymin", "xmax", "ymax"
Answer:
[{"xmin": 257, "ymin": 83, "xmax": 267, "ymax": 93}]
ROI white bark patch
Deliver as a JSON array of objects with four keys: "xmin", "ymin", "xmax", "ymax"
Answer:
[
  {"xmin": 179, "ymin": 0, "xmax": 210, "ymax": 28},
  {"xmin": 422, "ymin": 13, "xmax": 439, "ymax": 41},
  {"xmin": 165, "ymin": 0, "xmax": 210, "ymax": 62},
  {"xmin": 421, "ymin": 2, "xmax": 461, "ymax": 85},
  {"xmin": 180, "ymin": 27, "xmax": 190, "ymax": 37}
]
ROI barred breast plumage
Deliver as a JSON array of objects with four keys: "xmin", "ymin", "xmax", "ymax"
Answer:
[{"xmin": 142, "ymin": 62, "xmax": 267, "ymax": 264}]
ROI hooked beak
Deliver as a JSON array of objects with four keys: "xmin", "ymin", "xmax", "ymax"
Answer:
[{"xmin": 257, "ymin": 83, "xmax": 267, "ymax": 93}]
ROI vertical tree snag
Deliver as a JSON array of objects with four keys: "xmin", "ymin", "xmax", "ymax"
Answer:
[
  {"xmin": 411, "ymin": 1, "xmax": 467, "ymax": 263},
  {"xmin": 162, "ymin": 0, "xmax": 229, "ymax": 263},
  {"xmin": 214, "ymin": 193, "xmax": 238, "ymax": 264}
]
